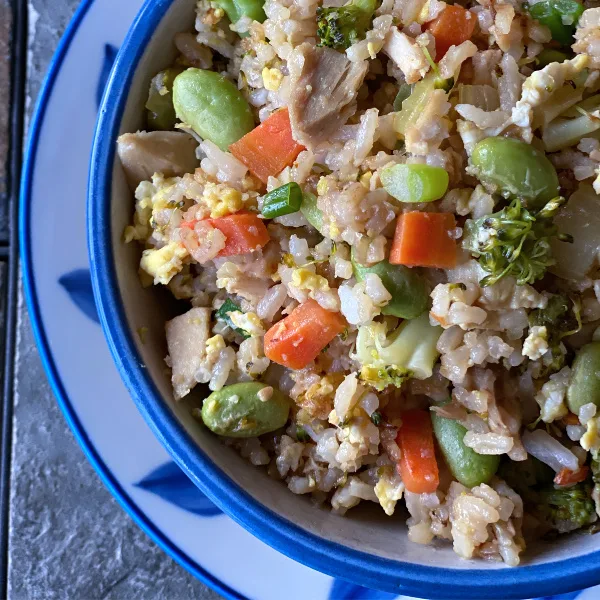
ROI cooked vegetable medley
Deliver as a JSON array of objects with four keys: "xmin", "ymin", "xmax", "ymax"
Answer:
[{"xmin": 119, "ymin": 0, "xmax": 600, "ymax": 566}]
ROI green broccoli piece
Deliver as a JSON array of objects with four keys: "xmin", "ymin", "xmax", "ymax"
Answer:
[
  {"xmin": 498, "ymin": 456, "xmax": 555, "ymax": 501},
  {"xmin": 316, "ymin": 0, "xmax": 377, "ymax": 50},
  {"xmin": 355, "ymin": 313, "xmax": 442, "ymax": 390},
  {"xmin": 360, "ymin": 365, "xmax": 411, "ymax": 392},
  {"xmin": 528, "ymin": 294, "xmax": 582, "ymax": 376},
  {"xmin": 463, "ymin": 197, "xmax": 573, "ymax": 287},
  {"xmin": 215, "ymin": 298, "xmax": 250, "ymax": 339},
  {"xmin": 537, "ymin": 482, "xmax": 596, "ymax": 533}
]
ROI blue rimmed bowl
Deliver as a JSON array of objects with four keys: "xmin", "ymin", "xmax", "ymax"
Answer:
[{"xmin": 87, "ymin": 0, "xmax": 600, "ymax": 596}]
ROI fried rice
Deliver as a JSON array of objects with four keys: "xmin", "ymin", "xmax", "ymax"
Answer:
[{"xmin": 118, "ymin": 0, "xmax": 600, "ymax": 566}]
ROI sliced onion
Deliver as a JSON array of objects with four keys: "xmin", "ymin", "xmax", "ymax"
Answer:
[
  {"xmin": 551, "ymin": 183, "xmax": 600, "ymax": 280},
  {"xmin": 522, "ymin": 429, "xmax": 579, "ymax": 472}
]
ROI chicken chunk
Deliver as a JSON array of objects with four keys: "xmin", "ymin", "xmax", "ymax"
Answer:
[
  {"xmin": 287, "ymin": 43, "xmax": 368, "ymax": 148},
  {"xmin": 117, "ymin": 131, "xmax": 198, "ymax": 190},
  {"xmin": 165, "ymin": 307, "xmax": 211, "ymax": 400}
]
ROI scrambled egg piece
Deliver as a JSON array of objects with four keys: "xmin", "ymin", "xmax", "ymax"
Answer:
[
  {"xmin": 262, "ymin": 67, "xmax": 283, "ymax": 91},
  {"xmin": 124, "ymin": 200, "xmax": 152, "ymax": 242},
  {"xmin": 202, "ymin": 182, "xmax": 243, "ymax": 218},
  {"xmin": 416, "ymin": 0, "xmax": 431, "ymax": 23},
  {"xmin": 375, "ymin": 469, "xmax": 405, "ymax": 516},
  {"xmin": 291, "ymin": 268, "xmax": 330, "ymax": 292},
  {"xmin": 581, "ymin": 416, "xmax": 600, "ymax": 455},
  {"xmin": 359, "ymin": 171, "xmax": 372, "ymax": 189},
  {"xmin": 535, "ymin": 366, "xmax": 570, "ymax": 423},
  {"xmin": 206, "ymin": 334, "xmax": 226, "ymax": 357},
  {"xmin": 523, "ymin": 326, "xmax": 549, "ymax": 361},
  {"xmin": 228, "ymin": 311, "xmax": 265, "ymax": 337},
  {"xmin": 317, "ymin": 177, "xmax": 329, "ymax": 196},
  {"xmin": 140, "ymin": 242, "xmax": 188, "ymax": 285}
]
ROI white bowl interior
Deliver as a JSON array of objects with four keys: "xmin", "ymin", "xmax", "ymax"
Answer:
[{"xmin": 107, "ymin": 0, "xmax": 600, "ymax": 576}]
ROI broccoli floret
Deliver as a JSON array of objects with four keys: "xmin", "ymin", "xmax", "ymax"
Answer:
[
  {"xmin": 360, "ymin": 365, "xmax": 410, "ymax": 391},
  {"xmin": 498, "ymin": 456, "xmax": 555, "ymax": 500},
  {"xmin": 355, "ymin": 313, "xmax": 442, "ymax": 390},
  {"xmin": 528, "ymin": 294, "xmax": 582, "ymax": 376},
  {"xmin": 316, "ymin": 0, "xmax": 377, "ymax": 50},
  {"xmin": 463, "ymin": 197, "xmax": 573, "ymax": 287},
  {"xmin": 537, "ymin": 482, "xmax": 596, "ymax": 533}
]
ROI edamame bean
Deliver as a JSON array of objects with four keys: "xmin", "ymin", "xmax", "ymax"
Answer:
[
  {"xmin": 173, "ymin": 69, "xmax": 255, "ymax": 151},
  {"xmin": 215, "ymin": 0, "xmax": 266, "ymax": 25},
  {"xmin": 300, "ymin": 192, "xmax": 326, "ymax": 234},
  {"xmin": 381, "ymin": 164, "xmax": 449, "ymax": 203},
  {"xmin": 567, "ymin": 342, "xmax": 600, "ymax": 415},
  {"xmin": 201, "ymin": 382, "xmax": 290, "ymax": 438},
  {"xmin": 431, "ymin": 411, "xmax": 500, "ymax": 488},
  {"xmin": 351, "ymin": 251, "xmax": 429, "ymax": 319},
  {"xmin": 146, "ymin": 68, "xmax": 183, "ymax": 130},
  {"xmin": 470, "ymin": 137, "xmax": 560, "ymax": 209}
]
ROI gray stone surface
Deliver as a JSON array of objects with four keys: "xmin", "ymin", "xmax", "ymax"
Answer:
[
  {"xmin": 0, "ymin": 0, "xmax": 11, "ymax": 236},
  {"xmin": 8, "ymin": 2, "xmax": 222, "ymax": 598}
]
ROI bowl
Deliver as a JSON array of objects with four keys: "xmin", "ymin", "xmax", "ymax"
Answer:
[{"xmin": 87, "ymin": 0, "xmax": 600, "ymax": 596}]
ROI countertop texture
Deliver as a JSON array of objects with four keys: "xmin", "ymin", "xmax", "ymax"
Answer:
[{"xmin": 7, "ymin": 2, "xmax": 221, "ymax": 598}]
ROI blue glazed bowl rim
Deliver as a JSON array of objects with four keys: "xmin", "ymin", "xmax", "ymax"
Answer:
[{"xmin": 88, "ymin": 0, "xmax": 600, "ymax": 596}]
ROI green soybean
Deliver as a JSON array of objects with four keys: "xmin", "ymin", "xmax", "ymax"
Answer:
[
  {"xmin": 567, "ymin": 342, "xmax": 600, "ymax": 415},
  {"xmin": 201, "ymin": 382, "xmax": 290, "ymax": 438},
  {"xmin": 431, "ymin": 411, "xmax": 500, "ymax": 488},
  {"xmin": 300, "ymin": 192, "xmax": 326, "ymax": 234},
  {"xmin": 215, "ymin": 0, "xmax": 266, "ymax": 24},
  {"xmin": 381, "ymin": 164, "xmax": 449, "ymax": 203},
  {"xmin": 351, "ymin": 251, "xmax": 429, "ymax": 319},
  {"xmin": 470, "ymin": 137, "xmax": 560, "ymax": 209},
  {"xmin": 146, "ymin": 67, "xmax": 183, "ymax": 130},
  {"xmin": 173, "ymin": 68, "xmax": 255, "ymax": 151}
]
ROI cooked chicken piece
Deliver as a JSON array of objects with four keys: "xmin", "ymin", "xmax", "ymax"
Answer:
[
  {"xmin": 165, "ymin": 307, "xmax": 211, "ymax": 400},
  {"xmin": 287, "ymin": 43, "xmax": 368, "ymax": 148},
  {"xmin": 117, "ymin": 131, "xmax": 198, "ymax": 189}
]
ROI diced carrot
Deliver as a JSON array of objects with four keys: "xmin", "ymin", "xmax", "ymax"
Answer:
[
  {"xmin": 208, "ymin": 212, "xmax": 270, "ymax": 257},
  {"xmin": 397, "ymin": 410, "xmax": 440, "ymax": 494},
  {"xmin": 554, "ymin": 465, "xmax": 590, "ymax": 487},
  {"xmin": 426, "ymin": 5, "xmax": 477, "ymax": 60},
  {"xmin": 264, "ymin": 299, "xmax": 347, "ymax": 370},
  {"xmin": 229, "ymin": 109, "xmax": 305, "ymax": 184},
  {"xmin": 389, "ymin": 212, "xmax": 457, "ymax": 269}
]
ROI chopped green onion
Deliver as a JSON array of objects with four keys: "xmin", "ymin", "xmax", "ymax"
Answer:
[
  {"xmin": 371, "ymin": 411, "xmax": 382, "ymax": 426},
  {"xmin": 215, "ymin": 298, "xmax": 250, "ymax": 339},
  {"xmin": 261, "ymin": 182, "xmax": 303, "ymax": 219},
  {"xmin": 296, "ymin": 426, "xmax": 310, "ymax": 442},
  {"xmin": 380, "ymin": 163, "xmax": 449, "ymax": 203}
]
